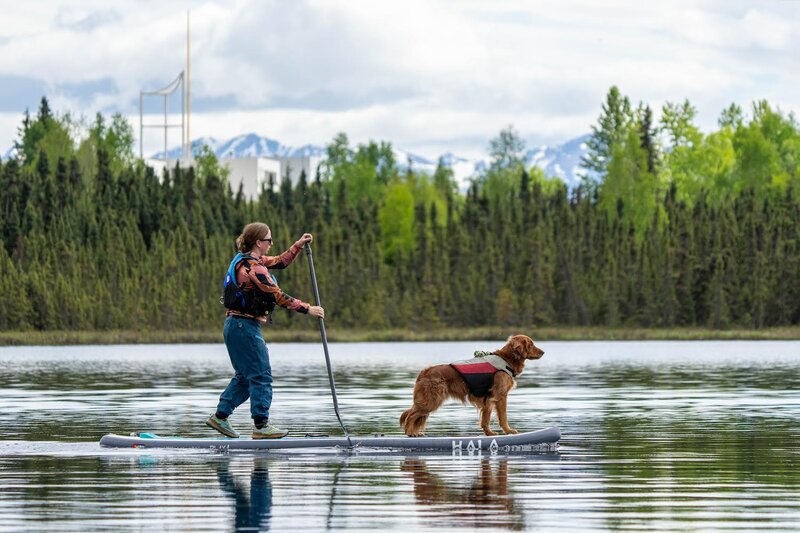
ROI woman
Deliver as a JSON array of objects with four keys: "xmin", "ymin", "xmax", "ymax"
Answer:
[{"xmin": 207, "ymin": 222, "xmax": 324, "ymax": 439}]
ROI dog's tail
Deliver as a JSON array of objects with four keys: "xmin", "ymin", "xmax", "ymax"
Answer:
[{"xmin": 399, "ymin": 408, "xmax": 412, "ymax": 430}]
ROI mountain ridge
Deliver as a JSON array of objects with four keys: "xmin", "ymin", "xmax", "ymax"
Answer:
[{"xmin": 151, "ymin": 133, "xmax": 593, "ymax": 188}]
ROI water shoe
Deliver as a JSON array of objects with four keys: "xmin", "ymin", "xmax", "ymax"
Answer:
[
  {"xmin": 252, "ymin": 423, "xmax": 288, "ymax": 439},
  {"xmin": 206, "ymin": 415, "xmax": 240, "ymax": 438}
]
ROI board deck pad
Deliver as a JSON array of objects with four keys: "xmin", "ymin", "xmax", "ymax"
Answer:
[{"xmin": 100, "ymin": 426, "xmax": 560, "ymax": 452}]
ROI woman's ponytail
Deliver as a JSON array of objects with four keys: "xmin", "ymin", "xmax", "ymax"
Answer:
[{"xmin": 236, "ymin": 222, "xmax": 271, "ymax": 253}]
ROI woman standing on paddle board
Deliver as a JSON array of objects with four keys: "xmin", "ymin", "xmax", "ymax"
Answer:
[{"xmin": 207, "ymin": 222, "xmax": 324, "ymax": 439}]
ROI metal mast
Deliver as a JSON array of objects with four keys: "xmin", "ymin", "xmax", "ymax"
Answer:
[
  {"xmin": 139, "ymin": 72, "xmax": 185, "ymax": 166},
  {"xmin": 186, "ymin": 10, "xmax": 191, "ymax": 161},
  {"xmin": 138, "ymin": 10, "xmax": 191, "ymax": 165}
]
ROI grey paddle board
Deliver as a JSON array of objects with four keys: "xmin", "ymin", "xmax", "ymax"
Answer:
[{"xmin": 99, "ymin": 426, "xmax": 560, "ymax": 452}]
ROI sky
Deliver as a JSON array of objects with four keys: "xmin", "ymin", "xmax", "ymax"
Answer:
[{"xmin": 0, "ymin": 0, "xmax": 798, "ymax": 160}]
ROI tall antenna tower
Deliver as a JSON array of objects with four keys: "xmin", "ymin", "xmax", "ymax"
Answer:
[
  {"xmin": 139, "ymin": 72, "xmax": 185, "ymax": 165},
  {"xmin": 138, "ymin": 10, "xmax": 192, "ymax": 166},
  {"xmin": 186, "ymin": 10, "xmax": 191, "ymax": 160}
]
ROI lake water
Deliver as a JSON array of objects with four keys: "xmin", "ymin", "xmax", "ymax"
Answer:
[{"xmin": 1, "ymin": 340, "xmax": 799, "ymax": 531}]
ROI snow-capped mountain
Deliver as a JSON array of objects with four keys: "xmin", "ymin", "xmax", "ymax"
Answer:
[
  {"xmin": 523, "ymin": 134, "xmax": 593, "ymax": 188},
  {"xmin": 150, "ymin": 132, "xmax": 593, "ymax": 189},
  {"xmin": 153, "ymin": 134, "xmax": 327, "ymax": 160}
]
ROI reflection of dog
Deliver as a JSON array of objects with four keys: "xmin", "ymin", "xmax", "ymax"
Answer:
[
  {"xmin": 401, "ymin": 457, "xmax": 522, "ymax": 528},
  {"xmin": 400, "ymin": 335, "xmax": 544, "ymax": 437}
]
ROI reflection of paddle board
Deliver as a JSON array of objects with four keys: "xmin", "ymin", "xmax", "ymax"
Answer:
[{"xmin": 100, "ymin": 426, "xmax": 560, "ymax": 452}]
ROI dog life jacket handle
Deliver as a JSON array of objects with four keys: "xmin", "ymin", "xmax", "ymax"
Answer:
[
  {"xmin": 305, "ymin": 243, "xmax": 352, "ymax": 447},
  {"xmin": 474, "ymin": 350, "xmax": 517, "ymax": 377}
]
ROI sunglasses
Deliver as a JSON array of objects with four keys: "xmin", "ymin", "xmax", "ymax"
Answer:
[{"xmin": 259, "ymin": 237, "xmax": 273, "ymax": 245}]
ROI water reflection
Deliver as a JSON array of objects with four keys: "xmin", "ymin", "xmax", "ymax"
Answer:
[
  {"xmin": 401, "ymin": 457, "xmax": 525, "ymax": 530},
  {"xmin": 76, "ymin": 454, "xmax": 544, "ymax": 531},
  {"xmin": 215, "ymin": 457, "xmax": 273, "ymax": 532},
  {"xmin": 2, "ymin": 341, "xmax": 800, "ymax": 530}
]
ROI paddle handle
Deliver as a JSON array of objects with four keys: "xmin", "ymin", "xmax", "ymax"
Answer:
[{"xmin": 305, "ymin": 243, "xmax": 351, "ymax": 445}]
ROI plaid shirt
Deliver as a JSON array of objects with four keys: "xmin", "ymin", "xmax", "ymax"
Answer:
[{"xmin": 226, "ymin": 240, "xmax": 310, "ymax": 323}]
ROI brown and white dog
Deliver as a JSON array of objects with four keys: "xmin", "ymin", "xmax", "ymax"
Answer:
[{"xmin": 399, "ymin": 334, "xmax": 545, "ymax": 437}]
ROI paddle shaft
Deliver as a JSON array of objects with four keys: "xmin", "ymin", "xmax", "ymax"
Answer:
[{"xmin": 304, "ymin": 243, "xmax": 351, "ymax": 445}]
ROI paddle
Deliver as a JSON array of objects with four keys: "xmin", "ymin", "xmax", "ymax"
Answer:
[{"xmin": 304, "ymin": 242, "xmax": 352, "ymax": 446}]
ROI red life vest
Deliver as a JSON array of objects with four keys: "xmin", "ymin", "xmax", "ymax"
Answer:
[{"xmin": 450, "ymin": 353, "xmax": 516, "ymax": 397}]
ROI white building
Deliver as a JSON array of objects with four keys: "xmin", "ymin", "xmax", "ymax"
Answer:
[
  {"xmin": 220, "ymin": 157, "xmax": 281, "ymax": 198},
  {"xmin": 144, "ymin": 154, "xmax": 321, "ymax": 198},
  {"xmin": 283, "ymin": 155, "xmax": 324, "ymax": 184},
  {"xmin": 219, "ymin": 155, "xmax": 323, "ymax": 196}
]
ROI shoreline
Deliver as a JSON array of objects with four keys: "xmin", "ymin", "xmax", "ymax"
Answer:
[{"xmin": 2, "ymin": 326, "xmax": 800, "ymax": 346}]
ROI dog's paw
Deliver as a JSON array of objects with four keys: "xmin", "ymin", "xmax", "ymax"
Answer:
[
  {"xmin": 483, "ymin": 429, "xmax": 498, "ymax": 436},
  {"xmin": 504, "ymin": 428, "xmax": 519, "ymax": 435}
]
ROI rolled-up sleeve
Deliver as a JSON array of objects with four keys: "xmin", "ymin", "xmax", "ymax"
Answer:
[
  {"xmin": 246, "ymin": 263, "xmax": 310, "ymax": 313},
  {"xmin": 261, "ymin": 241, "xmax": 304, "ymax": 270}
]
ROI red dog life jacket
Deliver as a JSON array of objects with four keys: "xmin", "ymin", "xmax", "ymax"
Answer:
[{"xmin": 450, "ymin": 352, "xmax": 517, "ymax": 397}]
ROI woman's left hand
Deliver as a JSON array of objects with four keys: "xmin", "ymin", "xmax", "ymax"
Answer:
[{"xmin": 298, "ymin": 233, "xmax": 313, "ymax": 245}]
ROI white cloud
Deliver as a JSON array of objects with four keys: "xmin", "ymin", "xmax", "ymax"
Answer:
[
  {"xmin": 0, "ymin": 0, "xmax": 798, "ymax": 158},
  {"xmin": 741, "ymin": 9, "xmax": 794, "ymax": 50}
]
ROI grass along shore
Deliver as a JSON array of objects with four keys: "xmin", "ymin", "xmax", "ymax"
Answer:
[{"xmin": 1, "ymin": 326, "xmax": 800, "ymax": 346}]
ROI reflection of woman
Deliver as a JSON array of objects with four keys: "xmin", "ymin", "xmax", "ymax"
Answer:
[
  {"xmin": 216, "ymin": 458, "xmax": 273, "ymax": 531},
  {"xmin": 207, "ymin": 223, "xmax": 324, "ymax": 439}
]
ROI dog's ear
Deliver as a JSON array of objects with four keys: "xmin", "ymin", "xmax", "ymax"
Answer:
[
  {"xmin": 510, "ymin": 335, "xmax": 536, "ymax": 357},
  {"xmin": 523, "ymin": 336, "xmax": 534, "ymax": 355},
  {"xmin": 505, "ymin": 335, "xmax": 517, "ymax": 352},
  {"xmin": 508, "ymin": 335, "xmax": 526, "ymax": 356}
]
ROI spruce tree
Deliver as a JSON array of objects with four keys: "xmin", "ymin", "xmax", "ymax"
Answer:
[{"xmin": 582, "ymin": 86, "xmax": 633, "ymax": 178}]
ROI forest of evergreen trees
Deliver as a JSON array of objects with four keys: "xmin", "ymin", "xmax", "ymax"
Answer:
[{"xmin": 1, "ymin": 87, "xmax": 799, "ymax": 333}]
